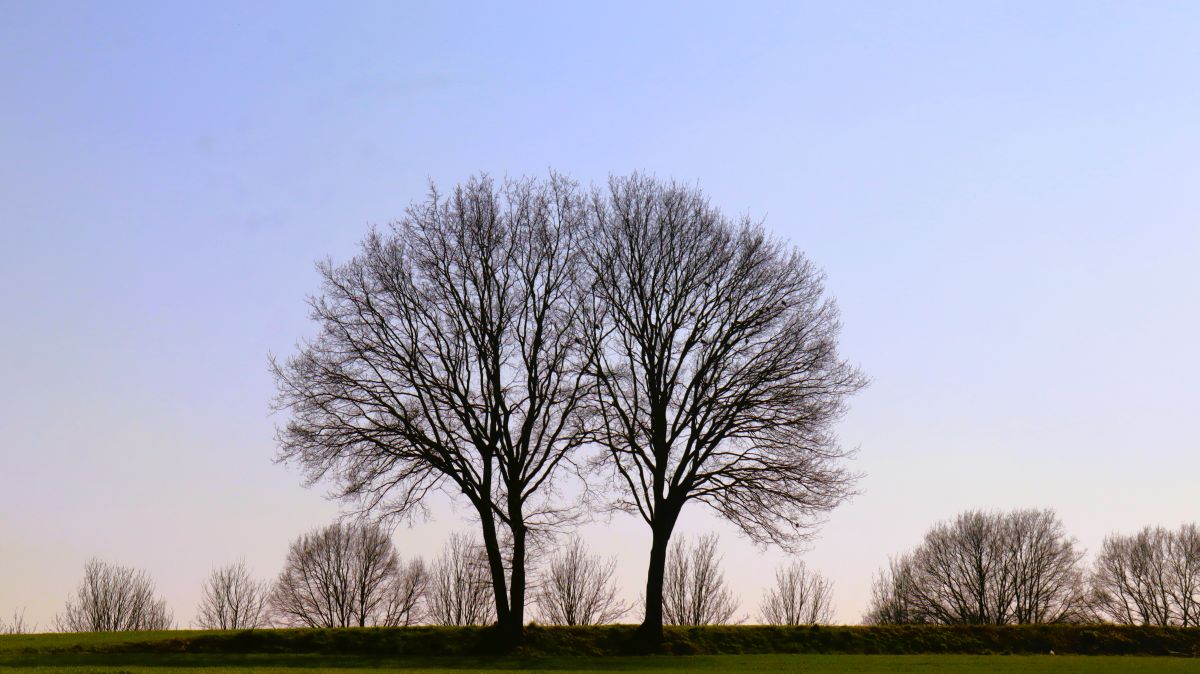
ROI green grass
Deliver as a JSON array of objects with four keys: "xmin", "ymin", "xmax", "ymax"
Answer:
[
  {"xmin": 0, "ymin": 630, "xmax": 185, "ymax": 654},
  {"xmin": 9, "ymin": 624, "xmax": 1200, "ymax": 658},
  {"xmin": 3, "ymin": 626, "xmax": 1200, "ymax": 671},
  {"xmin": 0, "ymin": 654, "xmax": 1198, "ymax": 673}
]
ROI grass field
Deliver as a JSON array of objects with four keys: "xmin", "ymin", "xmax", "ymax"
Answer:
[
  {"xmin": 3, "ymin": 626, "xmax": 1199, "ymax": 672},
  {"xmin": 0, "ymin": 653, "xmax": 1198, "ymax": 673}
]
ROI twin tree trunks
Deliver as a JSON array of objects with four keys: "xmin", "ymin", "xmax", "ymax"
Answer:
[
  {"xmin": 272, "ymin": 172, "xmax": 866, "ymax": 647},
  {"xmin": 478, "ymin": 503, "xmax": 527, "ymax": 642}
]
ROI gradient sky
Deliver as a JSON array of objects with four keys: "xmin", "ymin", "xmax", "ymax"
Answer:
[{"xmin": 2, "ymin": 1, "xmax": 1199, "ymax": 628}]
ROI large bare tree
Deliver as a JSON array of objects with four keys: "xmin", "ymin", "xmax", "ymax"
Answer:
[
  {"xmin": 55, "ymin": 559, "xmax": 173, "ymax": 632},
  {"xmin": 196, "ymin": 561, "xmax": 270, "ymax": 630},
  {"xmin": 661, "ymin": 533, "xmax": 738, "ymax": 626},
  {"xmin": 533, "ymin": 538, "xmax": 628, "ymax": 625},
  {"xmin": 1091, "ymin": 524, "xmax": 1200, "ymax": 626},
  {"xmin": 273, "ymin": 175, "xmax": 593, "ymax": 642},
  {"xmin": 865, "ymin": 509, "xmax": 1085, "ymax": 625},
  {"xmin": 268, "ymin": 521, "xmax": 421, "ymax": 628},
  {"xmin": 759, "ymin": 561, "xmax": 834, "ymax": 625},
  {"xmin": 426, "ymin": 532, "xmax": 494, "ymax": 626},
  {"xmin": 585, "ymin": 175, "xmax": 865, "ymax": 640}
]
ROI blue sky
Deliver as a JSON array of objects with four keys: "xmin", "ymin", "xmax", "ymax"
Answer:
[{"xmin": 2, "ymin": 1, "xmax": 1198, "ymax": 626}]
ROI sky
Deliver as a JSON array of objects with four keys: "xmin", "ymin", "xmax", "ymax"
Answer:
[{"xmin": 1, "ymin": 0, "xmax": 1199, "ymax": 628}]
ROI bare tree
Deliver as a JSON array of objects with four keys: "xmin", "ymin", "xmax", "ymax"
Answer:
[
  {"xmin": 272, "ymin": 175, "xmax": 594, "ymax": 642},
  {"xmin": 863, "ymin": 554, "xmax": 925, "ymax": 625},
  {"xmin": 1168, "ymin": 525, "xmax": 1200, "ymax": 627},
  {"xmin": 661, "ymin": 534, "xmax": 738, "ymax": 626},
  {"xmin": 426, "ymin": 532, "xmax": 494, "ymax": 626},
  {"xmin": 381, "ymin": 558, "xmax": 428, "ymax": 627},
  {"xmin": 1005, "ymin": 509, "xmax": 1087, "ymax": 624},
  {"xmin": 533, "ymin": 538, "xmax": 628, "ymax": 625},
  {"xmin": 55, "ymin": 559, "xmax": 173, "ymax": 632},
  {"xmin": 269, "ymin": 521, "xmax": 418, "ymax": 628},
  {"xmin": 585, "ymin": 175, "xmax": 865, "ymax": 640},
  {"xmin": 1091, "ymin": 524, "xmax": 1200, "ymax": 626},
  {"xmin": 864, "ymin": 509, "xmax": 1085, "ymax": 625},
  {"xmin": 0, "ymin": 609, "xmax": 31, "ymax": 635},
  {"xmin": 196, "ymin": 561, "xmax": 269, "ymax": 630},
  {"xmin": 759, "ymin": 561, "xmax": 834, "ymax": 625},
  {"xmin": 908, "ymin": 510, "xmax": 1009, "ymax": 624}
]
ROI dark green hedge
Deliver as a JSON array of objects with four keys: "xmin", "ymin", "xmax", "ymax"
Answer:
[{"xmin": 17, "ymin": 624, "xmax": 1200, "ymax": 658}]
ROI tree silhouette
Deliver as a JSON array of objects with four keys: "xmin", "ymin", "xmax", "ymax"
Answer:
[
  {"xmin": 273, "ymin": 175, "xmax": 594, "ymax": 642},
  {"xmin": 196, "ymin": 561, "xmax": 269, "ymax": 629},
  {"xmin": 56, "ymin": 559, "xmax": 172, "ymax": 632},
  {"xmin": 585, "ymin": 175, "xmax": 864, "ymax": 641},
  {"xmin": 533, "ymin": 538, "xmax": 628, "ymax": 625},
  {"xmin": 269, "ymin": 521, "xmax": 421, "ymax": 628}
]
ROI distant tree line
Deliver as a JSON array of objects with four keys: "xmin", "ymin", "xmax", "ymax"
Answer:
[
  {"xmin": 31, "ymin": 522, "xmax": 834, "ymax": 633},
  {"xmin": 13, "ymin": 510, "xmax": 1199, "ymax": 633},
  {"xmin": 864, "ymin": 509, "xmax": 1200, "ymax": 627}
]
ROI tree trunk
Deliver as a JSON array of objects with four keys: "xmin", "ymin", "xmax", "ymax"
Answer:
[
  {"xmin": 638, "ymin": 511, "xmax": 679, "ymax": 646},
  {"xmin": 477, "ymin": 506, "xmax": 512, "ymax": 631},
  {"xmin": 506, "ymin": 522, "xmax": 527, "ymax": 645}
]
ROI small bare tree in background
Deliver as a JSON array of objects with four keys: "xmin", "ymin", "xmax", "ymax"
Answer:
[
  {"xmin": 909, "ymin": 510, "xmax": 1011, "ymax": 624},
  {"xmin": 662, "ymin": 534, "xmax": 738, "ymax": 626},
  {"xmin": 269, "ymin": 521, "xmax": 422, "ymax": 628},
  {"xmin": 427, "ymin": 533, "xmax": 494, "ymax": 626},
  {"xmin": 759, "ymin": 561, "xmax": 834, "ymax": 625},
  {"xmin": 1005, "ymin": 509, "xmax": 1087, "ymax": 624},
  {"xmin": 0, "ymin": 609, "xmax": 31, "ymax": 635},
  {"xmin": 1168, "ymin": 525, "xmax": 1200, "ymax": 626},
  {"xmin": 864, "ymin": 509, "xmax": 1085, "ymax": 625},
  {"xmin": 381, "ymin": 559, "xmax": 428, "ymax": 627},
  {"xmin": 55, "ymin": 559, "xmax": 172, "ymax": 632},
  {"xmin": 1091, "ymin": 524, "xmax": 1200, "ymax": 626},
  {"xmin": 196, "ymin": 561, "xmax": 269, "ymax": 629},
  {"xmin": 533, "ymin": 538, "xmax": 629, "ymax": 625},
  {"xmin": 863, "ymin": 554, "xmax": 925, "ymax": 625}
]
